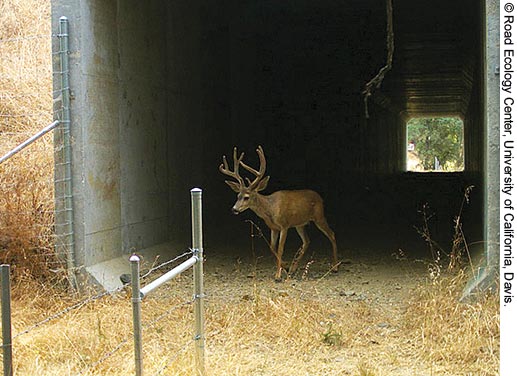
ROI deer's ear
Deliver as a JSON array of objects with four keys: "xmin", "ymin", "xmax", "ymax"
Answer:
[
  {"xmin": 225, "ymin": 180, "xmax": 241, "ymax": 193},
  {"xmin": 256, "ymin": 176, "xmax": 270, "ymax": 192}
]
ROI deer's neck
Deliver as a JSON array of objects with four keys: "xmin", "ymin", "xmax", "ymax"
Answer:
[{"xmin": 249, "ymin": 193, "xmax": 276, "ymax": 227}]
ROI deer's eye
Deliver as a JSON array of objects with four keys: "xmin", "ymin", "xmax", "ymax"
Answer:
[{"xmin": 242, "ymin": 195, "xmax": 250, "ymax": 201}]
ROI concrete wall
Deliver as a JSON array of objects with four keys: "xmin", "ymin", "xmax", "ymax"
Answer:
[
  {"xmin": 53, "ymin": 1, "xmax": 122, "ymax": 269},
  {"xmin": 484, "ymin": 0, "xmax": 500, "ymax": 266},
  {"xmin": 51, "ymin": 0, "xmax": 492, "ymax": 288},
  {"xmin": 52, "ymin": 1, "xmax": 172, "ymax": 275},
  {"xmin": 118, "ymin": 2, "xmax": 170, "ymax": 253}
]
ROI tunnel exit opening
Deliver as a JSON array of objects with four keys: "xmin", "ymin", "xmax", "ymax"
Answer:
[{"xmin": 406, "ymin": 117, "xmax": 465, "ymax": 172}]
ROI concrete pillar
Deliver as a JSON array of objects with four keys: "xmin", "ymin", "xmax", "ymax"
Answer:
[
  {"xmin": 462, "ymin": 0, "xmax": 499, "ymax": 299},
  {"xmin": 485, "ymin": 0, "xmax": 500, "ymax": 267}
]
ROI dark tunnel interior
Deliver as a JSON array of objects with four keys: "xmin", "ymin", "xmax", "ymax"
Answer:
[{"xmin": 160, "ymin": 0, "xmax": 485, "ymax": 263}]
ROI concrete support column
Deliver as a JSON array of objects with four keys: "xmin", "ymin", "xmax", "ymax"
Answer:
[{"xmin": 485, "ymin": 0, "xmax": 499, "ymax": 266}]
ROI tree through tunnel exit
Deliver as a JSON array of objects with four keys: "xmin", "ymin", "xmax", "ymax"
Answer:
[{"xmin": 406, "ymin": 117, "xmax": 464, "ymax": 172}]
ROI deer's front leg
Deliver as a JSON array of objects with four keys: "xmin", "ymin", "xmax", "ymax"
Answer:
[
  {"xmin": 270, "ymin": 229, "xmax": 279, "ymax": 256},
  {"xmin": 274, "ymin": 229, "xmax": 288, "ymax": 281}
]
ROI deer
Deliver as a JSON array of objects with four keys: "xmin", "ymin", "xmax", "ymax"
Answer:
[{"xmin": 219, "ymin": 145, "xmax": 339, "ymax": 281}]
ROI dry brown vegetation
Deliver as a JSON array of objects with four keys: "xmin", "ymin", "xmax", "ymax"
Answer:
[
  {"xmin": 6, "ymin": 257, "xmax": 499, "ymax": 376},
  {"xmin": 0, "ymin": 1, "xmax": 499, "ymax": 375},
  {"xmin": 404, "ymin": 271, "xmax": 499, "ymax": 374},
  {"xmin": 0, "ymin": 0, "xmax": 58, "ymax": 278}
]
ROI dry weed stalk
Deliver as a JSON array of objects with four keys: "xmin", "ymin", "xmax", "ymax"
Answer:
[
  {"xmin": 414, "ymin": 203, "xmax": 443, "ymax": 281},
  {"xmin": 449, "ymin": 185, "xmax": 475, "ymax": 272},
  {"xmin": 415, "ymin": 185, "xmax": 475, "ymax": 282}
]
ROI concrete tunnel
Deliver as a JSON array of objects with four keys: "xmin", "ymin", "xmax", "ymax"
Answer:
[{"xmin": 51, "ymin": 0, "xmax": 498, "ymax": 289}]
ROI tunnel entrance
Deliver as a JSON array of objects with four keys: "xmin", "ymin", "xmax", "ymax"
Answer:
[{"xmin": 51, "ymin": 0, "xmax": 489, "ymax": 287}]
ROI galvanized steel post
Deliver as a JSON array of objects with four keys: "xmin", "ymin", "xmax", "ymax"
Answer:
[
  {"xmin": 191, "ymin": 188, "xmax": 206, "ymax": 375},
  {"xmin": 1, "ymin": 265, "xmax": 13, "ymax": 376},
  {"xmin": 130, "ymin": 255, "xmax": 143, "ymax": 376}
]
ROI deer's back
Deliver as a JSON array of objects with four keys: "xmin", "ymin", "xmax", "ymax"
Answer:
[{"xmin": 267, "ymin": 189, "xmax": 324, "ymax": 228}]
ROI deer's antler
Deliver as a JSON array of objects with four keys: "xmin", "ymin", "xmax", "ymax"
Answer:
[
  {"xmin": 219, "ymin": 147, "xmax": 245, "ymax": 187},
  {"xmin": 239, "ymin": 145, "xmax": 267, "ymax": 190}
]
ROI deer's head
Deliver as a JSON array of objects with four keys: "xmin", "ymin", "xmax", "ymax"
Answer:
[{"xmin": 219, "ymin": 146, "xmax": 270, "ymax": 214}]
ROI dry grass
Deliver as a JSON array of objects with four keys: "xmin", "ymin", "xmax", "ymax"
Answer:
[
  {"xmin": 403, "ymin": 270, "xmax": 499, "ymax": 376},
  {"xmin": 3, "ymin": 262, "xmax": 499, "ymax": 376},
  {"xmin": 0, "ymin": 0, "xmax": 57, "ymax": 279}
]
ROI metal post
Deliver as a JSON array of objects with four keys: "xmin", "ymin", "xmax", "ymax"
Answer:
[
  {"xmin": 191, "ymin": 188, "xmax": 205, "ymax": 376},
  {"xmin": 58, "ymin": 16, "xmax": 76, "ymax": 288},
  {"xmin": 130, "ymin": 255, "xmax": 143, "ymax": 376},
  {"xmin": 1, "ymin": 265, "xmax": 13, "ymax": 376}
]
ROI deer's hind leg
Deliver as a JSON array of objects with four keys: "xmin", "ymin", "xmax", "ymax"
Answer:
[
  {"xmin": 314, "ymin": 217, "xmax": 339, "ymax": 272},
  {"xmin": 289, "ymin": 225, "xmax": 310, "ymax": 276}
]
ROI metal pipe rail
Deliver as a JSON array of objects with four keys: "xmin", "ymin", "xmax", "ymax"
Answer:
[
  {"xmin": 0, "ymin": 120, "xmax": 60, "ymax": 165},
  {"xmin": 139, "ymin": 255, "xmax": 198, "ymax": 298},
  {"xmin": 130, "ymin": 188, "xmax": 205, "ymax": 376}
]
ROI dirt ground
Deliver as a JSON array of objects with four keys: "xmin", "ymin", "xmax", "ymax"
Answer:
[
  {"xmin": 8, "ymin": 240, "xmax": 496, "ymax": 375},
  {"xmin": 191, "ymin": 244, "xmax": 459, "ymax": 375},
  {"xmin": 195, "ymin": 242, "xmax": 497, "ymax": 375},
  {"xmin": 204, "ymin": 245, "xmax": 428, "ymax": 307}
]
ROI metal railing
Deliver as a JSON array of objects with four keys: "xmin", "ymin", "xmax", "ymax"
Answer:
[
  {"xmin": 130, "ymin": 188, "xmax": 206, "ymax": 376},
  {"xmin": 1, "ymin": 189, "xmax": 206, "ymax": 375},
  {"xmin": 0, "ymin": 121, "xmax": 60, "ymax": 165}
]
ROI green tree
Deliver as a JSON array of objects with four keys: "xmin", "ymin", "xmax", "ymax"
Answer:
[{"xmin": 407, "ymin": 117, "xmax": 464, "ymax": 171}]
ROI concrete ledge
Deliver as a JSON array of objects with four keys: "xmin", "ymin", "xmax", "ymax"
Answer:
[
  {"xmin": 85, "ymin": 241, "xmax": 189, "ymax": 291},
  {"xmin": 461, "ymin": 265, "xmax": 499, "ymax": 302}
]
